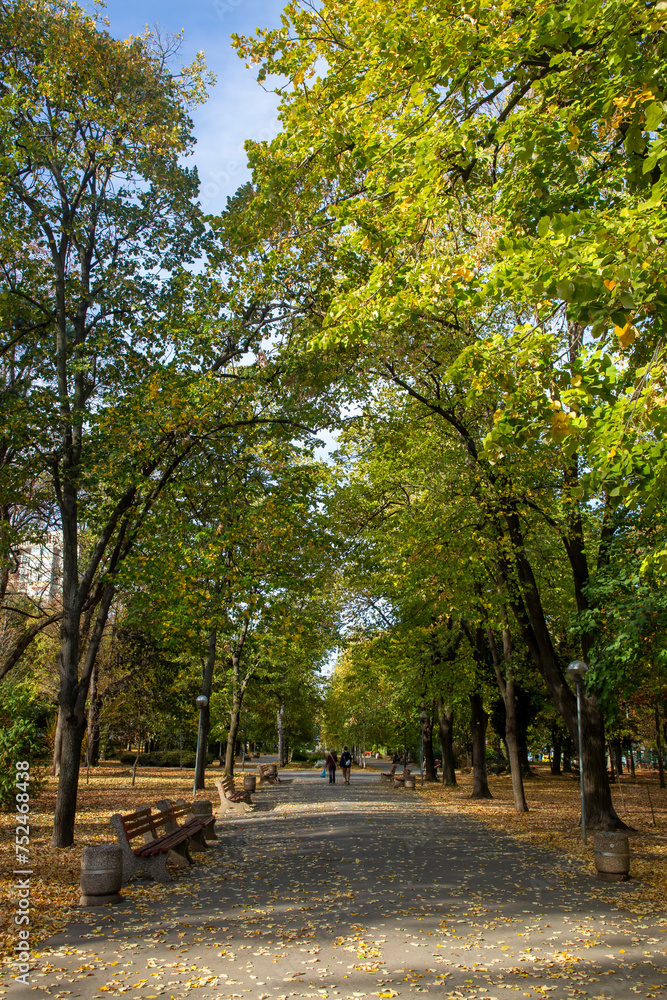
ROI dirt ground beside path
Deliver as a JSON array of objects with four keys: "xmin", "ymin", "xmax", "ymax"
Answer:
[{"xmin": 4, "ymin": 770, "xmax": 667, "ymax": 1000}]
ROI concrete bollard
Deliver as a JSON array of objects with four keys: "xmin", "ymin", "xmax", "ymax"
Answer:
[
  {"xmin": 80, "ymin": 844, "xmax": 123, "ymax": 906},
  {"xmin": 594, "ymin": 832, "xmax": 630, "ymax": 881},
  {"xmin": 191, "ymin": 799, "xmax": 217, "ymax": 840}
]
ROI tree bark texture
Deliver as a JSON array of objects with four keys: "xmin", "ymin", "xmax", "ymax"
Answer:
[
  {"xmin": 437, "ymin": 698, "xmax": 457, "ymax": 786},
  {"xmin": 499, "ymin": 514, "xmax": 622, "ymax": 829},
  {"xmin": 611, "ymin": 738, "xmax": 623, "ymax": 777},
  {"xmin": 421, "ymin": 702, "xmax": 437, "ymax": 782},
  {"xmin": 277, "ymin": 701, "xmax": 286, "ymax": 766},
  {"xmin": 195, "ymin": 628, "xmax": 217, "ymax": 791},
  {"xmin": 486, "ymin": 625, "xmax": 528, "ymax": 812},
  {"xmin": 469, "ymin": 692, "xmax": 492, "ymax": 799},
  {"xmin": 85, "ymin": 661, "xmax": 97, "ymax": 770},
  {"xmin": 223, "ymin": 620, "xmax": 252, "ymax": 778},
  {"xmin": 52, "ymin": 701, "xmax": 63, "ymax": 777}
]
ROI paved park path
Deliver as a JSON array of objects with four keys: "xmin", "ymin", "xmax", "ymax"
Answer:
[{"xmin": 17, "ymin": 772, "xmax": 667, "ymax": 1000}]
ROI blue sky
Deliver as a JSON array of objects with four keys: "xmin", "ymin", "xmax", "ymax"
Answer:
[{"xmin": 103, "ymin": 0, "xmax": 288, "ymax": 214}]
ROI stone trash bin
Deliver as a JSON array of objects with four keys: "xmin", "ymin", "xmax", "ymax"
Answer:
[
  {"xmin": 80, "ymin": 844, "xmax": 123, "ymax": 906},
  {"xmin": 243, "ymin": 774, "xmax": 257, "ymax": 794},
  {"xmin": 191, "ymin": 799, "xmax": 218, "ymax": 840},
  {"xmin": 404, "ymin": 778, "xmax": 416, "ymax": 790},
  {"xmin": 594, "ymin": 831, "xmax": 630, "ymax": 882}
]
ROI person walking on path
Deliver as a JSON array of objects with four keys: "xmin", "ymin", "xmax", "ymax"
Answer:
[
  {"xmin": 326, "ymin": 749, "xmax": 338, "ymax": 783},
  {"xmin": 340, "ymin": 746, "xmax": 352, "ymax": 784}
]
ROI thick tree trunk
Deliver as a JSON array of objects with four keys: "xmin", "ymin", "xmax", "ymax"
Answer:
[
  {"xmin": 579, "ymin": 696, "xmax": 625, "ymax": 829},
  {"xmin": 500, "ymin": 528, "xmax": 622, "ymax": 829},
  {"xmin": 52, "ymin": 714, "xmax": 86, "ymax": 841},
  {"xmin": 421, "ymin": 703, "xmax": 437, "ymax": 782},
  {"xmin": 51, "ymin": 582, "xmax": 115, "ymax": 846},
  {"xmin": 437, "ymin": 698, "xmax": 457, "ymax": 786},
  {"xmin": 195, "ymin": 628, "xmax": 217, "ymax": 791},
  {"xmin": 469, "ymin": 692, "xmax": 492, "ymax": 799}
]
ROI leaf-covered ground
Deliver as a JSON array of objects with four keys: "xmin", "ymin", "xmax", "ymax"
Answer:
[{"xmin": 1, "ymin": 763, "xmax": 666, "ymax": 999}]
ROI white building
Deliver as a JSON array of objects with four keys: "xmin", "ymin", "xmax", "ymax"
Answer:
[{"xmin": 15, "ymin": 531, "xmax": 62, "ymax": 602}]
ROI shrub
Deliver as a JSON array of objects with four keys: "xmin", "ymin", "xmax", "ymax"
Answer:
[
  {"xmin": 117, "ymin": 750, "xmax": 215, "ymax": 768},
  {"xmin": 0, "ymin": 680, "xmax": 45, "ymax": 808}
]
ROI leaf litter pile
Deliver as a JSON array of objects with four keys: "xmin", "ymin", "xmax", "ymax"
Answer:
[{"xmin": 1, "ymin": 764, "xmax": 667, "ymax": 1000}]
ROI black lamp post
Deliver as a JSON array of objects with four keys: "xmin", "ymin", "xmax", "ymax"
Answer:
[
  {"xmin": 567, "ymin": 660, "xmax": 589, "ymax": 844},
  {"xmin": 193, "ymin": 694, "xmax": 209, "ymax": 797}
]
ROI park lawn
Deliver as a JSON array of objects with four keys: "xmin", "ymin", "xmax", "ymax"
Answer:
[
  {"xmin": 1, "ymin": 763, "xmax": 666, "ymax": 962},
  {"xmin": 419, "ymin": 765, "xmax": 667, "ymax": 911}
]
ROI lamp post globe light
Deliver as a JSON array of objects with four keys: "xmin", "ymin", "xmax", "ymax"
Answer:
[
  {"xmin": 193, "ymin": 695, "xmax": 209, "ymax": 797},
  {"xmin": 567, "ymin": 660, "xmax": 589, "ymax": 844},
  {"xmin": 419, "ymin": 710, "xmax": 428, "ymax": 787}
]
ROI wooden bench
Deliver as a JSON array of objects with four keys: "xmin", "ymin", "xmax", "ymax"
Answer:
[
  {"xmin": 214, "ymin": 774, "xmax": 254, "ymax": 815},
  {"xmin": 393, "ymin": 767, "xmax": 412, "ymax": 787},
  {"xmin": 258, "ymin": 762, "xmax": 279, "ymax": 785},
  {"xmin": 155, "ymin": 798, "xmax": 209, "ymax": 852},
  {"xmin": 380, "ymin": 764, "xmax": 396, "ymax": 783},
  {"xmin": 109, "ymin": 804, "xmax": 207, "ymax": 884}
]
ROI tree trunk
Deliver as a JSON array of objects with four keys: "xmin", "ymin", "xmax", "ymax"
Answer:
[
  {"xmin": 225, "ymin": 701, "xmax": 241, "ymax": 779},
  {"xmin": 437, "ymin": 698, "xmax": 457, "ymax": 786},
  {"xmin": 611, "ymin": 738, "xmax": 623, "ymax": 776},
  {"xmin": 551, "ymin": 734, "xmax": 562, "ymax": 775},
  {"xmin": 52, "ymin": 713, "xmax": 87, "ymax": 842},
  {"xmin": 562, "ymin": 733, "xmax": 573, "ymax": 772},
  {"xmin": 223, "ymin": 620, "xmax": 252, "ymax": 778},
  {"xmin": 51, "ymin": 580, "xmax": 115, "ymax": 846},
  {"xmin": 627, "ymin": 740, "xmax": 635, "ymax": 778},
  {"xmin": 277, "ymin": 701, "xmax": 285, "ymax": 766},
  {"xmin": 195, "ymin": 628, "xmax": 217, "ymax": 791},
  {"xmin": 656, "ymin": 707, "xmax": 665, "ymax": 789},
  {"xmin": 52, "ymin": 703, "xmax": 63, "ymax": 777},
  {"xmin": 86, "ymin": 661, "xmax": 97, "ymax": 770},
  {"xmin": 579, "ymin": 697, "xmax": 626, "ymax": 828},
  {"xmin": 500, "ymin": 509, "xmax": 622, "ymax": 829},
  {"xmin": 504, "ymin": 676, "xmax": 528, "ymax": 811},
  {"xmin": 421, "ymin": 703, "xmax": 437, "ymax": 781},
  {"xmin": 485, "ymin": 624, "xmax": 527, "ymax": 812},
  {"xmin": 469, "ymin": 692, "xmax": 492, "ymax": 799}
]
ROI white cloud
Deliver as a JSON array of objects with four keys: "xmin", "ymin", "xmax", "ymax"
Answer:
[{"xmin": 104, "ymin": 0, "xmax": 287, "ymax": 212}]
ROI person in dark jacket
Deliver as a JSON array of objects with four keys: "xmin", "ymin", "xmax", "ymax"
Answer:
[
  {"xmin": 340, "ymin": 746, "xmax": 352, "ymax": 784},
  {"xmin": 325, "ymin": 749, "xmax": 338, "ymax": 783}
]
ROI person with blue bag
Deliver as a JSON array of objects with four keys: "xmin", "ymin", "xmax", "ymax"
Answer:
[{"xmin": 325, "ymin": 749, "xmax": 338, "ymax": 783}]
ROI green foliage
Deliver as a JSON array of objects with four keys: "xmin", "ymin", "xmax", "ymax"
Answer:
[
  {"xmin": 117, "ymin": 750, "xmax": 215, "ymax": 768},
  {"xmin": 0, "ymin": 680, "xmax": 46, "ymax": 808}
]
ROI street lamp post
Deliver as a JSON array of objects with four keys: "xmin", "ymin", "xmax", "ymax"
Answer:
[
  {"xmin": 419, "ymin": 710, "xmax": 428, "ymax": 787},
  {"xmin": 193, "ymin": 694, "xmax": 209, "ymax": 797},
  {"xmin": 568, "ymin": 660, "xmax": 589, "ymax": 844}
]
